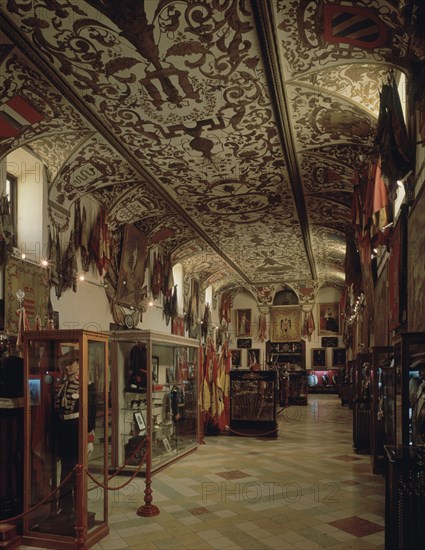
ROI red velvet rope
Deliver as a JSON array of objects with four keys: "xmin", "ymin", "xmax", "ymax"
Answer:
[
  {"xmin": 0, "ymin": 469, "xmax": 74, "ymax": 524},
  {"xmin": 202, "ymin": 410, "xmax": 278, "ymax": 437},
  {"xmin": 0, "ymin": 437, "xmax": 149, "ymax": 524}
]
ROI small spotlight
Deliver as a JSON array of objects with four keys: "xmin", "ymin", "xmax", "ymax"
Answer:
[
  {"xmin": 79, "ymin": 274, "xmax": 85, "ymax": 281},
  {"xmin": 41, "ymin": 259, "xmax": 49, "ymax": 267},
  {"xmin": 21, "ymin": 253, "xmax": 26, "ymax": 259}
]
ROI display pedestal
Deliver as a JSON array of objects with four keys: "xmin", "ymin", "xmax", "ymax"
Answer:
[{"xmin": 0, "ymin": 524, "xmax": 20, "ymax": 550}]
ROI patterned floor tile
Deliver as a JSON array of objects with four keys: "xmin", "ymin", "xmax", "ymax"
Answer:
[
  {"xmin": 329, "ymin": 515, "xmax": 384, "ymax": 537},
  {"xmin": 215, "ymin": 470, "xmax": 251, "ymax": 480},
  {"xmin": 19, "ymin": 395, "xmax": 390, "ymax": 550}
]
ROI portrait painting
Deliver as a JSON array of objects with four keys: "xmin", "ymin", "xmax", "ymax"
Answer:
[
  {"xmin": 312, "ymin": 348, "xmax": 326, "ymax": 368},
  {"xmin": 116, "ymin": 224, "xmax": 148, "ymax": 308},
  {"xmin": 236, "ymin": 308, "xmax": 251, "ymax": 337},
  {"xmin": 332, "ymin": 348, "xmax": 346, "ymax": 367},
  {"xmin": 230, "ymin": 349, "xmax": 241, "ymax": 368},
  {"xmin": 318, "ymin": 303, "xmax": 340, "ymax": 336},
  {"xmin": 270, "ymin": 306, "xmax": 301, "ymax": 342},
  {"xmin": 248, "ymin": 349, "xmax": 260, "ymax": 368}
]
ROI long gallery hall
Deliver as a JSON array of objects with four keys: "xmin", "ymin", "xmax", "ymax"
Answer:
[{"xmin": 22, "ymin": 394, "xmax": 384, "ymax": 550}]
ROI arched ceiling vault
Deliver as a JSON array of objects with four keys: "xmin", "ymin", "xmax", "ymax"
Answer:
[{"xmin": 0, "ymin": 0, "xmax": 414, "ymax": 292}]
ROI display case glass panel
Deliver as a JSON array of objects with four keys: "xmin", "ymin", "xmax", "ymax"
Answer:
[
  {"xmin": 370, "ymin": 346, "xmax": 394, "ymax": 473},
  {"xmin": 393, "ymin": 332, "xmax": 425, "ymax": 447},
  {"xmin": 109, "ymin": 330, "xmax": 199, "ymax": 474},
  {"xmin": 23, "ymin": 330, "xmax": 109, "ymax": 549}
]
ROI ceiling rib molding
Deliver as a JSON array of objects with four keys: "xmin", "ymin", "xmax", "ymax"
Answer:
[
  {"xmin": 250, "ymin": 0, "xmax": 317, "ymax": 281},
  {"xmin": 0, "ymin": 13, "xmax": 251, "ymax": 285}
]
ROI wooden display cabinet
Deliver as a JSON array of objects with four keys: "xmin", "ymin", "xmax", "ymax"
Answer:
[
  {"xmin": 109, "ymin": 330, "xmax": 199, "ymax": 474},
  {"xmin": 22, "ymin": 330, "xmax": 109, "ymax": 549},
  {"xmin": 352, "ymin": 352, "xmax": 371, "ymax": 454},
  {"xmin": 369, "ymin": 346, "xmax": 394, "ymax": 474},
  {"xmin": 229, "ymin": 370, "xmax": 278, "ymax": 437}
]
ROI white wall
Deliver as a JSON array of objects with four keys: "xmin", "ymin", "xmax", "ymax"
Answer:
[{"xmin": 7, "ymin": 148, "xmax": 45, "ymax": 262}]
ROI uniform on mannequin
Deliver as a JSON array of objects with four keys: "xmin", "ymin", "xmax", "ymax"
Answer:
[{"xmin": 54, "ymin": 349, "xmax": 96, "ymax": 518}]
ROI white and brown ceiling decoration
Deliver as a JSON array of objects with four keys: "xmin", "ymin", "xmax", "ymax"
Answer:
[{"xmin": 0, "ymin": 0, "xmax": 414, "ymax": 295}]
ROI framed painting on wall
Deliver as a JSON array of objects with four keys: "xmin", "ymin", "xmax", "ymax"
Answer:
[
  {"xmin": 230, "ymin": 349, "xmax": 241, "ymax": 368},
  {"xmin": 236, "ymin": 308, "xmax": 251, "ymax": 337},
  {"xmin": 270, "ymin": 306, "xmax": 301, "ymax": 342},
  {"xmin": 321, "ymin": 337, "xmax": 338, "ymax": 348},
  {"xmin": 237, "ymin": 338, "xmax": 251, "ymax": 349},
  {"xmin": 332, "ymin": 348, "xmax": 346, "ymax": 367},
  {"xmin": 5, "ymin": 256, "xmax": 49, "ymax": 334},
  {"xmin": 318, "ymin": 303, "xmax": 340, "ymax": 335},
  {"xmin": 116, "ymin": 224, "xmax": 148, "ymax": 308},
  {"xmin": 312, "ymin": 348, "xmax": 326, "ymax": 368}
]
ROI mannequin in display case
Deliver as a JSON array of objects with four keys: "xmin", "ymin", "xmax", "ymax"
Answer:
[
  {"xmin": 54, "ymin": 349, "xmax": 96, "ymax": 518},
  {"xmin": 128, "ymin": 341, "xmax": 147, "ymax": 391}
]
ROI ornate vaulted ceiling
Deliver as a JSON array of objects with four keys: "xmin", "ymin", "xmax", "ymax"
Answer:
[{"xmin": 0, "ymin": 0, "xmax": 412, "ymax": 296}]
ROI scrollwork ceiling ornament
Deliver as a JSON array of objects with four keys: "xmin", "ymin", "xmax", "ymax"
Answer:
[{"xmin": 0, "ymin": 0, "xmax": 414, "ymax": 290}]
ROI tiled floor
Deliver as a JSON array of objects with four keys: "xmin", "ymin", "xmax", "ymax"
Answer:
[{"xmin": 23, "ymin": 395, "xmax": 386, "ymax": 549}]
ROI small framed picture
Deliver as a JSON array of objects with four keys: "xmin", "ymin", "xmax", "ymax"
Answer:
[
  {"xmin": 332, "ymin": 348, "xmax": 346, "ymax": 367},
  {"xmin": 152, "ymin": 355, "xmax": 159, "ymax": 383},
  {"xmin": 134, "ymin": 411, "xmax": 146, "ymax": 431},
  {"xmin": 162, "ymin": 437, "xmax": 172, "ymax": 452},
  {"xmin": 312, "ymin": 348, "xmax": 326, "ymax": 368},
  {"xmin": 230, "ymin": 349, "xmax": 241, "ymax": 368},
  {"xmin": 322, "ymin": 337, "xmax": 338, "ymax": 348},
  {"xmin": 166, "ymin": 367, "xmax": 175, "ymax": 384},
  {"xmin": 29, "ymin": 378, "xmax": 41, "ymax": 406},
  {"xmin": 237, "ymin": 338, "xmax": 252, "ymax": 349}
]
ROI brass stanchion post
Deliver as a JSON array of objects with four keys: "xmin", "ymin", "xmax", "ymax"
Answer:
[
  {"xmin": 74, "ymin": 464, "xmax": 86, "ymax": 549},
  {"xmin": 137, "ymin": 435, "xmax": 159, "ymax": 517}
]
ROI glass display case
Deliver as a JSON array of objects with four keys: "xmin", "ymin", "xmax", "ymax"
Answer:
[
  {"xmin": 22, "ymin": 330, "xmax": 109, "ymax": 549},
  {"xmin": 369, "ymin": 346, "xmax": 394, "ymax": 474},
  {"xmin": 393, "ymin": 332, "xmax": 425, "ymax": 447},
  {"xmin": 109, "ymin": 330, "xmax": 199, "ymax": 474},
  {"xmin": 385, "ymin": 445, "xmax": 425, "ymax": 550},
  {"xmin": 229, "ymin": 370, "xmax": 278, "ymax": 438}
]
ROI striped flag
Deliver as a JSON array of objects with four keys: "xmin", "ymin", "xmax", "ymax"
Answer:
[{"xmin": 0, "ymin": 95, "xmax": 43, "ymax": 138}]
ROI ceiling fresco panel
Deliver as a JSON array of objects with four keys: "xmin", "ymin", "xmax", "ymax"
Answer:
[{"xmin": 0, "ymin": 0, "xmax": 414, "ymax": 290}]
